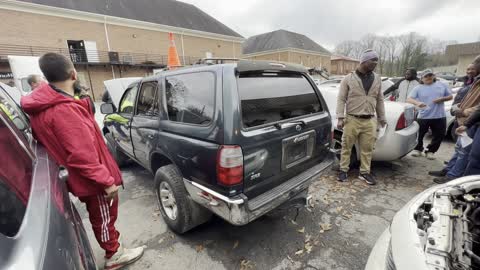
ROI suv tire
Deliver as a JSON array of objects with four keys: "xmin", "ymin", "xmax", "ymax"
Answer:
[
  {"xmin": 105, "ymin": 133, "xmax": 129, "ymax": 167},
  {"xmin": 154, "ymin": 164, "xmax": 212, "ymax": 234}
]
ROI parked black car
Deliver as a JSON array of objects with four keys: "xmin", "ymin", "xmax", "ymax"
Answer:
[
  {"xmin": 101, "ymin": 60, "xmax": 335, "ymax": 233},
  {"xmin": 0, "ymin": 83, "xmax": 97, "ymax": 270}
]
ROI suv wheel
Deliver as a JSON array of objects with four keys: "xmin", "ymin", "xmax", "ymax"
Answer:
[
  {"xmin": 154, "ymin": 164, "xmax": 211, "ymax": 234},
  {"xmin": 333, "ymin": 133, "xmax": 359, "ymax": 168},
  {"xmin": 105, "ymin": 133, "xmax": 129, "ymax": 167}
]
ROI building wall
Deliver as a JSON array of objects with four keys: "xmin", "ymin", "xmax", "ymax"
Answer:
[
  {"xmin": 331, "ymin": 60, "xmax": 358, "ymax": 75},
  {"xmin": 244, "ymin": 51, "xmax": 331, "ymax": 71},
  {"xmin": 0, "ymin": 8, "xmax": 242, "ymax": 100},
  {"xmin": 457, "ymin": 54, "xmax": 477, "ymax": 76}
]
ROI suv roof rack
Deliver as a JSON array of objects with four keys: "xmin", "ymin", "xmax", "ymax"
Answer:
[{"xmin": 196, "ymin": 58, "xmax": 240, "ymax": 65}]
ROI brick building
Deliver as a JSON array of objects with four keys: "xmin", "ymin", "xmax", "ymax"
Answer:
[
  {"xmin": 446, "ymin": 42, "xmax": 480, "ymax": 76},
  {"xmin": 330, "ymin": 56, "xmax": 359, "ymax": 75},
  {"xmin": 0, "ymin": 0, "xmax": 244, "ymax": 99},
  {"xmin": 242, "ymin": 30, "xmax": 331, "ymax": 71}
]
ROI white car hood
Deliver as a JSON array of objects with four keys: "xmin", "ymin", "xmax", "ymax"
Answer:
[{"xmin": 103, "ymin": 77, "xmax": 141, "ymax": 108}]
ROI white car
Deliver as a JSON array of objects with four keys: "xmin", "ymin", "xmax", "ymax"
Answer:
[
  {"xmin": 318, "ymin": 82, "xmax": 419, "ymax": 162},
  {"xmin": 366, "ymin": 176, "xmax": 480, "ymax": 270}
]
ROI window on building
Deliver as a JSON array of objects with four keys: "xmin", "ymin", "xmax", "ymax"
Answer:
[
  {"xmin": 119, "ymin": 85, "xmax": 138, "ymax": 115},
  {"xmin": 136, "ymin": 82, "xmax": 159, "ymax": 116},
  {"xmin": 165, "ymin": 73, "xmax": 215, "ymax": 125},
  {"xmin": 0, "ymin": 118, "xmax": 33, "ymax": 237}
]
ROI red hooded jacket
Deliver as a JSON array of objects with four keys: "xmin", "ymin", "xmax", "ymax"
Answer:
[{"xmin": 21, "ymin": 84, "xmax": 122, "ymax": 197}]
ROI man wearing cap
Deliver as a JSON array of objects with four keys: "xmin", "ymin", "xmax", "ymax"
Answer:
[
  {"xmin": 407, "ymin": 72, "xmax": 453, "ymax": 160},
  {"xmin": 337, "ymin": 49, "xmax": 386, "ymax": 185}
]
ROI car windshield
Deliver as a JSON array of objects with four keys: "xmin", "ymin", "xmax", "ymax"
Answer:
[{"xmin": 237, "ymin": 73, "xmax": 322, "ymax": 128}]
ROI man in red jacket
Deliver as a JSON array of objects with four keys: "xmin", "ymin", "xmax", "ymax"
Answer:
[{"xmin": 21, "ymin": 53, "xmax": 144, "ymax": 270}]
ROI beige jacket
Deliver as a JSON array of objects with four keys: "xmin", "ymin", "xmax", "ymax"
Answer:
[{"xmin": 336, "ymin": 71, "xmax": 386, "ymax": 122}]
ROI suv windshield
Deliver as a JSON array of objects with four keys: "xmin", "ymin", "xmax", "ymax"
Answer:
[{"xmin": 237, "ymin": 73, "xmax": 322, "ymax": 128}]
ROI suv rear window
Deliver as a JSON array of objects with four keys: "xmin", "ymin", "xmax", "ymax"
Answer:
[{"xmin": 238, "ymin": 73, "xmax": 322, "ymax": 128}]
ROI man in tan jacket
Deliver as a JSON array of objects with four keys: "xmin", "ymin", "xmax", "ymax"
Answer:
[{"xmin": 337, "ymin": 49, "xmax": 386, "ymax": 185}]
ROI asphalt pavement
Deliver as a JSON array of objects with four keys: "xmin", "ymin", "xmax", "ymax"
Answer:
[{"xmin": 77, "ymin": 115, "xmax": 455, "ymax": 270}]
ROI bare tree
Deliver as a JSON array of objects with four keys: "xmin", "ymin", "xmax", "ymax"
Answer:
[
  {"xmin": 334, "ymin": 40, "xmax": 361, "ymax": 58},
  {"xmin": 334, "ymin": 32, "xmax": 457, "ymax": 76}
]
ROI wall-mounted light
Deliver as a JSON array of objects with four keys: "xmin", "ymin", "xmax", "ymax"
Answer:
[{"xmin": 132, "ymin": 34, "xmax": 137, "ymax": 38}]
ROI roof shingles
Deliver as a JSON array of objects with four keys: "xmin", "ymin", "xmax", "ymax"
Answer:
[
  {"xmin": 18, "ymin": 0, "xmax": 243, "ymax": 38},
  {"xmin": 243, "ymin": 29, "xmax": 330, "ymax": 55}
]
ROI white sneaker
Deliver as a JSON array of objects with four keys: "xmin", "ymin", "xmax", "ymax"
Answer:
[
  {"xmin": 411, "ymin": 150, "xmax": 422, "ymax": 157},
  {"xmin": 425, "ymin": 152, "xmax": 436, "ymax": 160},
  {"xmin": 104, "ymin": 242, "xmax": 145, "ymax": 270}
]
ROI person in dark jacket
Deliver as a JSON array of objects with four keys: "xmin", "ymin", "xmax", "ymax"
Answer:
[
  {"xmin": 429, "ymin": 57, "xmax": 480, "ymax": 183},
  {"xmin": 457, "ymin": 107, "xmax": 480, "ymax": 176},
  {"xmin": 21, "ymin": 53, "xmax": 144, "ymax": 270},
  {"xmin": 384, "ymin": 68, "xmax": 420, "ymax": 102},
  {"xmin": 74, "ymin": 81, "xmax": 96, "ymax": 114},
  {"xmin": 453, "ymin": 64, "xmax": 479, "ymax": 105}
]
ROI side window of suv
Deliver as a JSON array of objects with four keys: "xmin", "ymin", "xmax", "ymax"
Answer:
[
  {"xmin": 136, "ymin": 82, "xmax": 159, "ymax": 116},
  {"xmin": 165, "ymin": 73, "xmax": 215, "ymax": 125},
  {"xmin": 119, "ymin": 85, "xmax": 139, "ymax": 115},
  {"xmin": 0, "ymin": 116, "xmax": 33, "ymax": 237}
]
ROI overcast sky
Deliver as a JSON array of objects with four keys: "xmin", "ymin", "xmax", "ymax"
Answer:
[{"xmin": 182, "ymin": 0, "xmax": 479, "ymax": 50}]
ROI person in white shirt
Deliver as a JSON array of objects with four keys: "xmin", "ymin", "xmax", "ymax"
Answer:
[{"xmin": 384, "ymin": 68, "xmax": 420, "ymax": 102}]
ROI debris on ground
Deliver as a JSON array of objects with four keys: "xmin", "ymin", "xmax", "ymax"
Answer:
[
  {"xmin": 240, "ymin": 259, "xmax": 254, "ymax": 270},
  {"xmin": 233, "ymin": 240, "xmax": 239, "ymax": 250},
  {"xmin": 320, "ymin": 223, "xmax": 332, "ymax": 233}
]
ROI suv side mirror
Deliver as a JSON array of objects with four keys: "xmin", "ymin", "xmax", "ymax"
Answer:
[
  {"xmin": 101, "ymin": 103, "xmax": 115, "ymax": 114},
  {"xmin": 58, "ymin": 166, "xmax": 68, "ymax": 182}
]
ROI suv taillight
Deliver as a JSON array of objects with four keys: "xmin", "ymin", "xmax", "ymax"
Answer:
[
  {"xmin": 217, "ymin": 145, "xmax": 243, "ymax": 186},
  {"xmin": 395, "ymin": 113, "xmax": 407, "ymax": 130}
]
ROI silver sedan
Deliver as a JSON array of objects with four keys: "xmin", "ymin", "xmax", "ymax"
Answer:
[{"xmin": 318, "ymin": 83, "xmax": 419, "ymax": 163}]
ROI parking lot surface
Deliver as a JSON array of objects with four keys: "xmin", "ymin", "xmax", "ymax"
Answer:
[{"xmin": 77, "ymin": 138, "xmax": 454, "ymax": 270}]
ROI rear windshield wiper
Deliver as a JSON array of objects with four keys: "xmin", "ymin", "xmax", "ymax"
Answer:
[{"xmin": 274, "ymin": 120, "xmax": 306, "ymax": 130}]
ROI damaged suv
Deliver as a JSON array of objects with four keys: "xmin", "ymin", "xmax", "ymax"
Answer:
[
  {"xmin": 101, "ymin": 60, "xmax": 335, "ymax": 233},
  {"xmin": 366, "ymin": 176, "xmax": 480, "ymax": 270}
]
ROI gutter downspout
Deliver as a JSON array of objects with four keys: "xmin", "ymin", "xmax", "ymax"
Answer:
[
  {"xmin": 181, "ymin": 32, "xmax": 186, "ymax": 65},
  {"xmin": 103, "ymin": 15, "xmax": 115, "ymax": 79}
]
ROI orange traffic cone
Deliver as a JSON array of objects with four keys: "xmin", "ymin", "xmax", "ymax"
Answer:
[{"xmin": 167, "ymin": 32, "xmax": 181, "ymax": 69}]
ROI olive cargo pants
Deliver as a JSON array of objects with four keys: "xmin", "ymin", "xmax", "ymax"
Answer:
[{"xmin": 340, "ymin": 115, "xmax": 377, "ymax": 174}]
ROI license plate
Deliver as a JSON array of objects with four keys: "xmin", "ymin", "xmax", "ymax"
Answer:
[
  {"xmin": 285, "ymin": 141, "xmax": 307, "ymax": 164},
  {"xmin": 281, "ymin": 130, "xmax": 316, "ymax": 170}
]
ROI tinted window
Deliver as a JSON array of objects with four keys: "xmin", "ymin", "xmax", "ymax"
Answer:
[
  {"xmin": 0, "ymin": 86, "xmax": 29, "ymax": 132},
  {"xmin": 238, "ymin": 73, "xmax": 322, "ymax": 128},
  {"xmin": 0, "ymin": 118, "xmax": 33, "ymax": 237},
  {"xmin": 165, "ymin": 73, "xmax": 215, "ymax": 125},
  {"xmin": 136, "ymin": 82, "xmax": 159, "ymax": 116},
  {"xmin": 119, "ymin": 85, "xmax": 138, "ymax": 115}
]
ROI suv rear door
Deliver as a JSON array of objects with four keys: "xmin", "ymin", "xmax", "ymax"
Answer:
[{"xmin": 229, "ymin": 69, "xmax": 332, "ymax": 198}]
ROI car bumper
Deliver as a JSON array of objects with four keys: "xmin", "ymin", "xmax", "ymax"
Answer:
[
  {"xmin": 184, "ymin": 152, "xmax": 334, "ymax": 226},
  {"xmin": 365, "ymin": 229, "xmax": 391, "ymax": 270},
  {"xmin": 372, "ymin": 122, "xmax": 419, "ymax": 161}
]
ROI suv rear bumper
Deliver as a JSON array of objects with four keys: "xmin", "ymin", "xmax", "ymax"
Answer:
[{"xmin": 183, "ymin": 152, "xmax": 334, "ymax": 226}]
